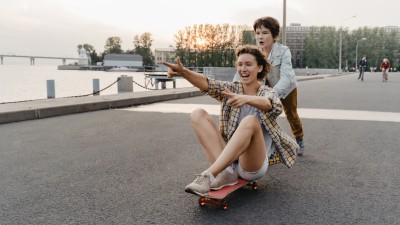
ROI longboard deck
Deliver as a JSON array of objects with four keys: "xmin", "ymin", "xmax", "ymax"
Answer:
[
  {"xmin": 207, "ymin": 178, "xmax": 250, "ymax": 199},
  {"xmin": 193, "ymin": 178, "xmax": 258, "ymax": 210}
]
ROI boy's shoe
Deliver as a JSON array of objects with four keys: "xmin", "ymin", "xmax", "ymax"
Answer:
[
  {"xmin": 296, "ymin": 137, "xmax": 305, "ymax": 156},
  {"xmin": 184, "ymin": 171, "xmax": 211, "ymax": 196},
  {"xmin": 210, "ymin": 167, "xmax": 239, "ymax": 190}
]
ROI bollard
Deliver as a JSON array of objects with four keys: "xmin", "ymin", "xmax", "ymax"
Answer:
[
  {"xmin": 47, "ymin": 80, "xmax": 55, "ymax": 99},
  {"xmin": 93, "ymin": 79, "xmax": 100, "ymax": 96},
  {"xmin": 117, "ymin": 75, "xmax": 133, "ymax": 93}
]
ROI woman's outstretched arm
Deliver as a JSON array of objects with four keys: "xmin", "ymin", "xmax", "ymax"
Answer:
[{"xmin": 162, "ymin": 57, "xmax": 208, "ymax": 91}]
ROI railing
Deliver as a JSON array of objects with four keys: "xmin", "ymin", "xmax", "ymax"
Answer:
[{"xmin": 0, "ymin": 54, "xmax": 79, "ymax": 65}]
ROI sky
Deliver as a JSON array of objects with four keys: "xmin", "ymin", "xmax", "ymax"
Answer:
[{"xmin": 1, "ymin": 0, "xmax": 399, "ymax": 58}]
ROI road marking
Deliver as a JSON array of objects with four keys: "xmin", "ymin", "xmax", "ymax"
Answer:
[{"xmin": 119, "ymin": 103, "xmax": 400, "ymax": 123}]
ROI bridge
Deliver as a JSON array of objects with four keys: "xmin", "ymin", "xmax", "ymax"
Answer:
[{"xmin": 0, "ymin": 54, "xmax": 79, "ymax": 65}]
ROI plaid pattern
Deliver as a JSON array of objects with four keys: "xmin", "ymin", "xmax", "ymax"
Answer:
[{"xmin": 201, "ymin": 78, "xmax": 299, "ymax": 168}]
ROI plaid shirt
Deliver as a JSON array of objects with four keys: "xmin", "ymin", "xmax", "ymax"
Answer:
[{"xmin": 201, "ymin": 78, "xmax": 298, "ymax": 168}]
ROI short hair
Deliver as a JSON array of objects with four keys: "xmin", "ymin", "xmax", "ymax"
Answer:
[
  {"xmin": 253, "ymin": 16, "xmax": 280, "ymax": 40},
  {"xmin": 235, "ymin": 45, "xmax": 271, "ymax": 80}
]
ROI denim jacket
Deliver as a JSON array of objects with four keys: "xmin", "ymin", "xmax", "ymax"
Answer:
[{"xmin": 233, "ymin": 43, "xmax": 297, "ymax": 99}]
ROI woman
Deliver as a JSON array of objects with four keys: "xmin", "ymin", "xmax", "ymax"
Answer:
[
  {"xmin": 380, "ymin": 58, "xmax": 390, "ymax": 82},
  {"xmin": 233, "ymin": 16, "xmax": 305, "ymax": 155},
  {"xmin": 162, "ymin": 45, "xmax": 299, "ymax": 196}
]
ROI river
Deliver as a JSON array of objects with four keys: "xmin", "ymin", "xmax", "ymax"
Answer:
[{"xmin": 0, "ymin": 58, "xmax": 192, "ymax": 103}]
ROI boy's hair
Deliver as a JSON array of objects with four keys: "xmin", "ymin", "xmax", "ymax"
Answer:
[
  {"xmin": 253, "ymin": 16, "xmax": 280, "ymax": 40},
  {"xmin": 235, "ymin": 45, "xmax": 271, "ymax": 80}
]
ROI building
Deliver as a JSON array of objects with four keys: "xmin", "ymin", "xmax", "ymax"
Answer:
[
  {"xmin": 154, "ymin": 48, "xmax": 175, "ymax": 65},
  {"xmin": 285, "ymin": 23, "xmax": 313, "ymax": 68},
  {"xmin": 78, "ymin": 46, "xmax": 89, "ymax": 66},
  {"xmin": 103, "ymin": 54, "xmax": 143, "ymax": 67}
]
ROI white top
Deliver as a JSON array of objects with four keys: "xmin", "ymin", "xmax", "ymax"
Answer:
[{"xmin": 238, "ymin": 104, "xmax": 275, "ymax": 158}]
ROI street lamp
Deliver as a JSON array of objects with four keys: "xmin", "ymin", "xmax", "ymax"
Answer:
[
  {"xmin": 282, "ymin": 0, "xmax": 287, "ymax": 45},
  {"xmin": 338, "ymin": 15, "xmax": 356, "ymax": 72},
  {"xmin": 355, "ymin": 38, "xmax": 367, "ymax": 71}
]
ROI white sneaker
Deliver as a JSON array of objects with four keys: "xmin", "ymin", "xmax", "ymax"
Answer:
[
  {"xmin": 184, "ymin": 171, "xmax": 211, "ymax": 196},
  {"xmin": 210, "ymin": 167, "xmax": 238, "ymax": 190}
]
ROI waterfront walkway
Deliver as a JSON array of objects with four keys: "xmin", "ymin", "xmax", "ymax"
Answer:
[
  {"xmin": 1, "ymin": 72, "xmax": 399, "ymax": 225},
  {"xmin": 0, "ymin": 74, "xmax": 327, "ymax": 124}
]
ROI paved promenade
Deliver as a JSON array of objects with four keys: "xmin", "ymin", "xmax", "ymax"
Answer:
[
  {"xmin": 0, "ymin": 75, "xmax": 328, "ymax": 125},
  {"xmin": 1, "ymin": 72, "xmax": 399, "ymax": 224}
]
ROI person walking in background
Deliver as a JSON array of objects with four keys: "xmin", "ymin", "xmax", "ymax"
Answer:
[
  {"xmin": 380, "ymin": 58, "xmax": 390, "ymax": 82},
  {"xmin": 358, "ymin": 56, "xmax": 368, "ymax": 81},
  {"xmin": 233, "ymin": 16, "xmax": 305, "ymax": 156},
  {"xmin": 163, "ymin": 45, "xmax": 298, "ymax": 196}
]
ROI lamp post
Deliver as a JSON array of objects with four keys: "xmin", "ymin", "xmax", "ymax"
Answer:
[
  {"xmin": 338, "ymin": 15, "xmax": 356, "ymax": 73},
  {"xmin": 355, "ymin": 38, "xmax": 367, "ymax": 71},
  {"xmin": 282, "ymin": 0, "xmax": 287, "ymax": 45}
]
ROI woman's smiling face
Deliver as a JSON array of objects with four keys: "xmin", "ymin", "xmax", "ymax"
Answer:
[{"xmin": 237, "ymin": 53, "xmax": 263, "ymax": 85}]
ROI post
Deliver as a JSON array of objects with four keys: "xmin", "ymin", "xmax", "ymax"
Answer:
[
  {"xmin": 117, "ymin": 75, "xmax": 133, "ymax": 93},
  {"xmin": 339, "ymin": 16, "xmax": 356, "ymax": 73},
  {"xmin": 154, "ymin": 80, "xmax": 159, "ymax": 90},
  {"xmin": 1, "ymin": 57, "xmax": 3, "ymax": 65},
  {"xmin": 93, "ymin": 79, "xmax": 100, "ymax": 96},
  {"xmin": 339, "ymin": 29, "xmax": 342, "ymax": 72},
  {"xmin": 47, "ymin": 80, "xmax": 55, "ymax": 99},
  {"xmin": 282, "ymin": 0, "xmax": 287, "ymax": 45},
  {"xmin": 355, "ymin": 42, "xmax": 358, "ymax": 72}
]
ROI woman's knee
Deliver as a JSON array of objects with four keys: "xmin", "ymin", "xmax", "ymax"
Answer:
[
  {"xmin": 191, "ymin": 108, "xmax": 208, "ymax": 122},
  {"xmin": 239, "ymin": 115, "xmax": 260, "ymax": 129}
]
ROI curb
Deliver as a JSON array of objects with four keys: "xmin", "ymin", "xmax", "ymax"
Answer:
[
  {"xmin": 0, "ymin": 73, "xmax": 353, "ymax": 125},
  {"xmin": 0, "ymin": 87, "xmax": 202, "ymax": 124}
]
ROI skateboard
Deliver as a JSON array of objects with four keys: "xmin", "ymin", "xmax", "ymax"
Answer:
[{"xmin": 194, "ymin": 178, "xmax": 258, "ymax": 210}]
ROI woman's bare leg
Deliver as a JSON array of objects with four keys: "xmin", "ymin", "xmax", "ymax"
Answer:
[
  {"xmin": 191, "ymin": 108, "xmax": 226, "ymax": 164},
  {"xmin": 207, "ymin": 115, "xmax": 267, "ymax": 176}
]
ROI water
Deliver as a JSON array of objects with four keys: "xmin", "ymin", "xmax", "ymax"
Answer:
[{"xmin": 0, "ymin": 58, "xmax": 193, "ymax": 103}]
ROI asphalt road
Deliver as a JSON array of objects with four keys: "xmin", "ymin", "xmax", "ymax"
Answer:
[{"xmin": 0, "ymin": 72, "xmax": 399, "ymax": 225}]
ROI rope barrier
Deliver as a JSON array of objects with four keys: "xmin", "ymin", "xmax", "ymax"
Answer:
[
  {"xmin": 132, "ymin": 78, "xmax": 158, "ymax": 91},
  {"xmin": 0, "ymin": 78, "xmax": 121, "ymax": 105},
  {"xmin": 62, "ymin": 78, "xmax": 121, "ymax": 99}
]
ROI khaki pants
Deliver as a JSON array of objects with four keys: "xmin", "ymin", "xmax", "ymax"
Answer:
[{"xmin": 281, "ymin": 88, "xmax": 304, "ymax": 138}]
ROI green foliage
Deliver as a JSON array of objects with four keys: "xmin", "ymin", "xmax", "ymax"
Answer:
[
  {"xmin": 104, "ymin": 37, "xmax": 123, "ymax": 54},
  {"xmin": 172, "ymin": 23, "xmax": 252, "ymax": 67},
  {"xmin": 303, "ymin": 26, "xmax": 400, "ymax": 69},
  {"xmin": 77, "ymin": 44, "xmax": 94, "ymax": 54},
  {"xmin": 133, "ymin": 32, "xmax": 155, "ymax": 66}
]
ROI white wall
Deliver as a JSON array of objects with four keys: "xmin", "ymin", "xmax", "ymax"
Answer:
[{"xmin": 103, "ymin": 60, "xmax": 142, "ymax": 67}]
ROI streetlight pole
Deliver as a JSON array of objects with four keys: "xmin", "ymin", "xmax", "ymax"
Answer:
[
  {"xmin": 282, "ymin": 0, "xmax": 286, "ymax": 45},
  {"xmin": 338, "ymin": 15, "xmax": 356, "ymax": 73},
  {"xmin": 355, "ymin": 38, "xmax": 367, "ymax": 71}
]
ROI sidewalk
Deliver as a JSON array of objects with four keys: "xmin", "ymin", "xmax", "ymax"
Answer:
[{"xmin": 0, "ymin": 74, "xmax": 338, "ymax": 124}]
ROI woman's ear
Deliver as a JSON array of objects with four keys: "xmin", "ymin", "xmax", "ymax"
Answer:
[{"xmin": 258, "ymin": 65, "xmax": 263, "ymax": 73}]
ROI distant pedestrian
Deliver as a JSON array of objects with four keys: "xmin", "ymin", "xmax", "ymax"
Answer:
[
  {"xmin": 358, "ymin": 56, "xmax": 367, "ymax": 81},
  {"xmin": 380, "ymin": 58, "xmax": 390, "ymax": 82}
]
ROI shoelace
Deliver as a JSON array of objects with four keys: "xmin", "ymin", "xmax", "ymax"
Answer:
[{"xmin": 193, "ymin": 174, "xmax": 208, "ymax": 185}]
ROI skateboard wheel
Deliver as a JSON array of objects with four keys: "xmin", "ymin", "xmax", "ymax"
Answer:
[
  {"xmin": 198, "ymin": 197, "xmax": 206, "ymax": 206},
  {"xmin": 251, "ymin": 182, "xmax": 258, "ymax": 190},
  {"xmin": 222, "ymin": 202, "xmax": 228, "ymax": 210}
]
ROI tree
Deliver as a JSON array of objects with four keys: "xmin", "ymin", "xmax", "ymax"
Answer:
[
  {"xmin": 133, "ymin": 32, "xmax": 155, "ymax": 66},
  {"xmin": 104, "ymin": 37, "xmax": 123, "ymax": 54},
  {"xmin": 77, "ymin": 44, "xmax": 94, "ymax": 55},
  {"xmin": 173, "ymin": 24, "xmax": 251, "ymax": 67}
]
